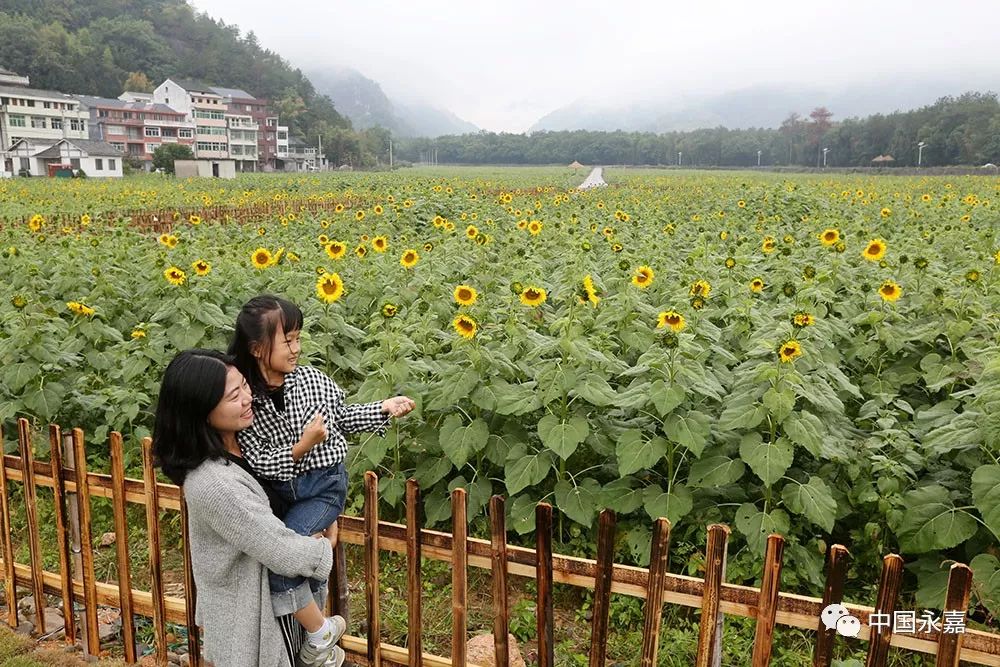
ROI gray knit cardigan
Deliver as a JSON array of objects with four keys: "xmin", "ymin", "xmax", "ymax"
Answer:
[{"xmin": 183, "ymin": 457, "xmax": 334, "ymax": 667}]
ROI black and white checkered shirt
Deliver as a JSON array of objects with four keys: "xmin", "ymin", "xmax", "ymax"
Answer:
[{"xmin": 237, "ymin": 364, "xmax": 387, "ymax": 482}]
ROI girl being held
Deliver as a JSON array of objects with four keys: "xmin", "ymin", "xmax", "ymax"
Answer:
[{"xmin": 229, "ymin": 295, "xmax": 415, "ymax": 667}]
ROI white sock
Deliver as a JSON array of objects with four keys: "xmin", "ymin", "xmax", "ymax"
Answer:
[{"xmin": 306, "ymin": 618, "xmax": 333, "ymax": 646}]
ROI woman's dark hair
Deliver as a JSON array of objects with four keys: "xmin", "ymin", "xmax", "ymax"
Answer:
[
  {"xmin": 152, "ymin": 349, "xmax": 234, "ymax": 485},
  {"xmin": 227, "ymin": 294, "xmax": 303, "ymax": 395}
]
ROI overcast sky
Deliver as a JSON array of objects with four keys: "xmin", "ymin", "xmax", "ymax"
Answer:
[{"xmin": 189, "ymin": 0, "xmax": 997, "ymax": 132}]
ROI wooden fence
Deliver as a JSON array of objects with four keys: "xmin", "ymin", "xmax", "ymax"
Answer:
[{"xmin": 0, "ymin": 419, "xmax": 998, "ymax": 666}]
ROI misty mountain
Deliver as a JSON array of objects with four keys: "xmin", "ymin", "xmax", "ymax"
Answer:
[
  {"xmin": 307, "ymin": 67, "xmax": 477, "ymax": 138},
  {"xmin": 530, "ymin": 74, "xmax": 1000, "ymax": 133}
]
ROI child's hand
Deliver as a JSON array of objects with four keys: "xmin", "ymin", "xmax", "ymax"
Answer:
[
  {"xmin": 381, "ymin": 396, "xmax": 416, "ymax": 418},
  {"xmin": 302, "ymin": 411, "xmax": 328, "ymax": 446}
]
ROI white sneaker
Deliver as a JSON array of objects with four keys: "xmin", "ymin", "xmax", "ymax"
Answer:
[{"xmin": 297, "ymin": 616, "xmax": 346, "ymax": 667}]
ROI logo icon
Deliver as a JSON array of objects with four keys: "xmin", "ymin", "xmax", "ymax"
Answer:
[{"xmin": 821, "ymin": 603, "xmax": 861, "ymax": 637}]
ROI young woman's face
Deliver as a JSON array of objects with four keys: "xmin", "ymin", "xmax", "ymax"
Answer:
[
  {"xmin": 256, "ymin": 320, "xmax": 301, "ymax": 377},
  {"xmin": 207, "ymin": 366, "xmax": 253, "ymax": 433}
]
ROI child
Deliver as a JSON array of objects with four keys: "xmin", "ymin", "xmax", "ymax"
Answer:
[{"xmin": 228, "ymin": 295, "xmax": 415, "ymax": 667}]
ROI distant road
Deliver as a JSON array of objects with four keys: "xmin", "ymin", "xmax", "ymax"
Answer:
[{"xmin": 577, "ymin": 167, "xmax": 607, "ymax": 189}]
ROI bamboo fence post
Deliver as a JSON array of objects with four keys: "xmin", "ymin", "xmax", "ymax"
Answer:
[
  {"xmin": 48, "ymin": 425, "xmax": 76, "ymax": 644},
  {"xmin": 179, "ymin": 488, "xmax": 201, "ymax": 667},
  {"xmin": 109, "ymin": 432, "xmax": 137, "ymax": 664},
  {"xmin": 405, "ymin": 479, "xmax": 423, "ymax": 667},
  {"xmin": 364, "ymin": 471, "xmax": 381, "ymax": 667},
  {"xmin": 70, "ymin": 428, "xmax": 100, "ymax": 657},
  {"xmin": 536, "ymin": 503, "xmax": 554, "ymax": 667},
  {"xmin": 864, "ymin": 554, "xmax": 904, "ymax": 667},
  {"xmin": 751, "ymin": 534, "xmax": 785, "ymax": 666},
  {"xmin": 451, "ymin": 488, "xmax": 468, "ymax": 667},
  {"xmin": 141, "ymin": 438, "xmax": 167, "ymax": 666},
  {"xmin": 588, "ymin": 510, "xmax": 616, "ymax": 667},
  {"xmin": 934, "ymin": 563, "xmax": 973, "ymax": 667},
  {"xmin": 813, "ymin": 545, "xmax": 850, "ymax": 667},
  {"xmin": 640, "ymin": 517, "xmax": 672, "ymax": 667},
  {"xmin": 489, "ymin": 495, "xmax": 509, "ymax": 667},
  {"xmin": 16, "ymin": 419, "xmax": 45, "ymax": 634},
  {"xmin": 696, "ymin": 524, "xmax": 730, "ymax": 667},
  {"xmin": 0, "ymin": 424, "xmax": 17, "ymax": 626}
]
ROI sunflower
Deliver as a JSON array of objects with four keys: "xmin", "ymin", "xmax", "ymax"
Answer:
[
  {"xmin": 316, "ymin": 272, "xmax": 344, "ymax": 304},
  {"xmin": 403, "ymin": 199, "xmax": 413, "ymax": 208},
  {"xmin": 355, "ymin": 210, "xmax": 365, "ymax": 221},
  {"xmin": 689, "ymin": 280, "xmax": 711, "ymax": 298},
  {"xmin": 520, "ymin": 286, "xmax": 547, "ymax": 307},
  {"xmin": 189, "ymin": 214, "xmax": 202, "ymax": 225},
  {"xmin": 400, "ymin": 249, "xmax": 420, "ymax": 268},
  {"xmin": 690, "ymin": 297, "xmax": 706, "ymax": 310},
  {"xmin": 192, "ymin": 260, "xmax": 211, "ymax": 276},
  {"xmin": 878, "ymin": 280, "xmax": 902, "ymax": 302},
  {"xmin": 373, "ymin": 204, "xmax": 384, "ymax": 215},
  {"xmin": 761, "ymin": 237, "xmax": 776, "ymax": 253},
  {"xmin": 994, "ymin": 250, "xmax": 1000, "ymax": 265},
  {"xmin": 862, "ymin": 239, "xmax": 887, "ymax": 261},
  {"xmin": 28, "ymin": 214, "xmax": 44, "ymax": 232},
  {"xmin": 423, "ymin": 242, "xmax": 434, "ymax": 252},
  {"xmin": 80, "ymin": 214, "xmax": 91, "ymax": 226},
  {"xmin": 335, "ymin": 203, "xmax": 345, "ymax": 213},
  {"xmin": 749, "ymin": 277, "xmax": 765, "ymax": 293},
  {"xmin": 251, "ymin": 248, "xmax": 273, "ymax": 269},
  {"xmin": 516, "ymin": 220, "xmax": 528, "ymax": 230},
  {"xmin": 657, "ymin": 310, "xmax": 686, "ymax": 332},
  {"xmin": 372, "ymin": 236, "xmax": 388, "ymax": 253},
  {"xmin": 164, "ymin": 266, "xmax": 187, "ymax": 286},
  {"xmin": 158, "ymin": 233, "xmax": 171, "ymax": 246},
  {"xmin": 67, "ymin": 301, "xmax": 95, "ymax": 317},
  {"xmin": 960, "ymin": 214, "xmax": 971, "ymax": 223},
  {"xmin": 965, "ymin": 270, "xmax": 981, "ymax": 283},
  {"xmin": 318, "ymin": 234, "xmax": 330, "ymax": 245},
  {"xmin": 580, "ymin": 275, "xmax": 600, "ymax": 307},
  {"xmin": 465, "ymin": 225, "xmax": 479, "ymax": 239},
  {"xmin": 528, "ymin": 220, "xmax": 543, "ymax": 235},
  {"xmin": 325, "ymin": 241, "xmax": 346, "ymax": 260},
  {"xmin": 792, "ymin": 312, "xmax": 815, "ymax": 327},
  {"xmin": 454, "ymin": 285, "xmax": 478, "ymax": 306},
  {"xmin": 611, "ymin": 243, "xmax": 623, "ymax": 253},
  {"xmin": 433, "ymin": 215, "xmax": 445, "ymax": 228},
  {"xmin": 355, "ymin": 245, "xmax": 367, "ymax": 259},
  {"xmin": 602, "ymin": 226, "xmax": 614, "ymax": 238},
  {"xmin": 880, "ymin": 207, "xmax": 892, "ymax": 218},
  {"xmin": 257, "ymin": 226, "xmax": 266, "ymax": 236},
  {"xmin": 724, "ymin": 257, "xmax": 736, "ymax": 269},
  {"xmin": 921, "ymin": 193, "xmax": 932, "ymax": 203},
  {"xmin": 381, "ymin": 302, "xmax": 398, "ymax": 318},
  {"xmin": 444, "ymin": 222, "xmax": 455, "ymax": 232},
  {"xmin": 11, "ymin": 295, "xmax": 27, "ymax": 309},
  {"xmin": 166, "ymin": 235, "xmax": 179, "ymax": 249},
  {"xmin": 320, "ymin": 219, "xmax": 331, "ymax": 229},
  {"xmin": 130, "ymin": 327, "xmax": 146, "ymax": 339},
  {"xmin": 631, "ymin": 266, "xmax": 654, "ymax": 289},
  {"xmin": 720, "ymin": 231, "xmax": 729, "ymax": 240},
  {"xmin": 803, "ymin": 265, "xmax": 817, "ymax": 279},
  {"xmin": 778, "ymin": 340, "xmax": 802, "ymax": 363},
  {"xmin": 453, "ymin": 314, "xmax": 478, "ymax": 339}
]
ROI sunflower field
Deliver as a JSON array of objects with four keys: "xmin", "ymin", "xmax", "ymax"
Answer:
[{"xmin": 1, "ymin": 168, "xmax": 998, "ymax": 620}]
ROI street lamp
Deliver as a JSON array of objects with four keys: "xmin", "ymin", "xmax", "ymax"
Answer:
[
  {"xmin": 917, "ymin": 141, "xmax": 926, "ymax": 167},
  {"xmin": 757, "ymin": 149, "xmax": 762, "ymax": 167},
  {"xmin": 822, "ymin": 147, "xmax": 829, "ymax": 168}
]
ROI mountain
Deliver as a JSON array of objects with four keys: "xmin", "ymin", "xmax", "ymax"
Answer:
[
  {"xmin": 530, "ymin": 73, "xmax": 1000, "ymax": 133},
  {"xmin": 307, "ymin": 67, "xmax": 478, "ymax": 138}
]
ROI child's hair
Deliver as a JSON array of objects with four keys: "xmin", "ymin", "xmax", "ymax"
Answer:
[
  {"xmin": 227, "ymin": 294, "xmax": 304, "ymax": 394},
  {"xmin": 152, "ymin": 349, "xmax": 234, "ymax": 485}
]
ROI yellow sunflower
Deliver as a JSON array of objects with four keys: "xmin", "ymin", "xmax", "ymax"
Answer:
[
  {"xmin": 466, "ymin": 225, "xmax": 479, "ymax": 239},
  {"xmin": 166, "ymin": 235, "xmax": 179, "ymax": 249},
  {"xmin": 921, "ymin": 193, "xmax": 932, "ymax": 203},
  {"xmin": 749, "ymin": 278, "xmax": 765, "ymax": 293},
  {"xmin": 316, "ymin": 272, "xmax": 344, "ymax": 304},
  {"xmin": 580, "ymin": 275, "xmax": 600, "ymax": 307},
  {"xmin": 792, "ymin": 312, "xmax": 815, "ymax": 327},
  {"xmin": 251, "ymin": 248, "xmax": 273, "ymax": 269},
  {"xmin": 819, "ymin": 229, "xmax": 840, "ymax": 246},
  {"xmin": 335, "ymin": 203, "xmax": 345, "ymax": 213},
  {"xmin": 453, "ymin": 314, "xmax": 478, "ymax": 339},
  {"xmin": 355, "ymin": 245, "xmax": 367, "ymax": 259},
  {"xmin": 131, "ymin": 328, "xmax": 146, "ymax": 339},
  {"xmin": 657, "ymin": 310, "xmax": 686, "ymax": 332},
  {"xmin": 862, "ymin": 239, "xmax": 887, "ymax": 262},
  {"xmin": 28, "ymin": 214, "xmax": 44, "ymax": 232},
  {"xmin": 373, "ymin": 204, "xmax": 384, "ymax": 215},
  {"xmin": 66, "ymin": 301, "xmax": 95, "ymax": 317},
  {"xmin": 528, "ymin": 220, "xmax": 542, "ymax": 235},
  {"xmin": 381, "ymin": 302, "xmax": 397, "ymax": 318},
  {"xmin": 189, "ymin": 214, "xmax": 201, "ymax": 225},
  {"xmin": 318, "ymin": 234, "xmax": 329, "ymax": 245},
  {"xmin": 632, "ymin": 266, "xmax": 654, "ymax": 289},
  {"xmin": 164, "ymin": 266, "xmax": 187, "ymax": 286},
  {"xmin": 880, "ymin": 207, "xmax": 892, "ymax": 218},
  {"xmin": 158, "ymin": 233, "xmax": 171, "ymax": 246},
  {"xmin": 325, "ymin": 241, "xmax": 346, "ymax": 260},
  {"xmin": 192, "ymin": 260, "xmax": 211, "ymax": 276},
  {"xmin": 762, "ymin": 237, "xmax": 776, "ymax": 253},
  {"xmin": 372, "ymin": 236, "xmax": 388, "ymax": 253},
  {"xmin": 454, "ymin": 285, "xmax": 478, "ymax": 306},
  {"xmin": 257, "ymin": 226, "xmax": 266, "ymax": 236},
  {"xmin": 520, "ymin": 286, "xmax": 547, "ymax": 307},
  {"xmin": 400, "ymin": 249, "xmax": 420, "ymax": 268},
  {"xmin": 878, "ymin": 280, "xmax": 902, "ymax": 302},
  {"xmin": 778, "ymin": 340, "xmax": 802, "ymax": 363},
  {"xmin": 689, "ymin": 280, "xmax": 712, "ymax": 298},
  {"xmin": 355, "ymin": 210, "xmax": 365, "ymax": 221}
]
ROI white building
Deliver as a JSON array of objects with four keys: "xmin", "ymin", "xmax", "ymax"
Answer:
[
  {"xmin": 0, "ymin": 83, "xmax": 90, "ymax": 150},
  {"xmin": 6, "ymin": 138, "xmax": 123, "ymax": 177},
  {"xmin": 153, "ymin": 78, "xmax": 229, "ymax": 160}
]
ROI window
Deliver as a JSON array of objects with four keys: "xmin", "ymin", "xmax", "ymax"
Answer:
[
  {"xmin": 31, "ymin": 116, "xmax": 46, "ymax": 129},
  {"xmin": 43, "ymin": 101, "xmax": 51, "ymax": 109},
  {"xmin": 161, "ymin": 128, "xmax": 177, "ymax": 138},
  {"xmin": 70, "ymin": 119, "xmax": 85, "ymax": 132},
  {"xmin": 98, "ymin": 110, "xmax": 109, "ymax": 117},
  {"xmin": 165, "ymin": 97, "xmax": 169, "ymax": 105},
  {"xmin": 25, "ymin": 99, "xmax": 34, "ymax": 107},
  {"xmin": 178, "ymin": 128, "xmax": 193, "ymax": 139},
  {"xmin": 146, "ymin": 144, "xmax": 156, "ymax": 154},
  {"xmin": 9, "ymin": 115, "xmax": 25, "ymax": 127},
  {"xmin": 108, "ymin": 159, "xmax": 116, "ymax": 170},
  {"xmin": 144, "ymin": 126, "xmax": 161, "ymax": 137},
  {"xmin": 106, "ymin": 125, "xmax": 125, "ymax": 135},
  {"xmin": 50, "ymin": 118, "xmax": 62, "ymax": 130},
  {"xmin": 95, "ymin": 159, "xmax": 103, "ymax": 170},
  {"xmin": 70, "ymin": 158, "xmax": 81, "ymax": 169},
  {"xmin": 20, "ymin": 158, "xmax": 30, "ymax": 171},
  {"xmin": 110, "ymin": 142, "xmax": 125, "ymax": 151}
]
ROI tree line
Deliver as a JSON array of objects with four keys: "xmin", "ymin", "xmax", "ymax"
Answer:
[{"xmin": 393, "ymin": 93, "xmax": 1000, "ymax": 168}]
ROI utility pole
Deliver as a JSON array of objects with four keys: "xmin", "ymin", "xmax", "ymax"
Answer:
[
  {"xmin": 389, "ymin": 139, "xmax": 393, "ymax": 169},
  {"xmin": 318, "ymin": 134, "xmax": 323, "ymax": 171}
]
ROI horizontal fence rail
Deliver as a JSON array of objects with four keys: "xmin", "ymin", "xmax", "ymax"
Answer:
[{"xmin": 0, "ymin": 420, "xmax": 998, "ymax": 667}]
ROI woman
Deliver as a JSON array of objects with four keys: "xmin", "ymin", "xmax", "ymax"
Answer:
[{"xmin": 152, "ymin": 348, "xmax": 345, "ymax": 667}]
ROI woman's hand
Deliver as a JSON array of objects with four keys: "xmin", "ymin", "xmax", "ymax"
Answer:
[{"xmin": 381, "ymin": 395, "xmax": 416, "ymax": 418}]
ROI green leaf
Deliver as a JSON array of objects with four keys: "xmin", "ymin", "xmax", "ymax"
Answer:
[
  {"xmin": 508, "ymin": 494, "xmax": 538, "ymax": 535},
  {"xmin": 763, "ymin": 387, "xmax": 796, "ymax": 423},
  {"xmin": 642, "ymin": 484, "xmax": 693, "ymax": 524},
  {"xmin": 425, "ymin": 368, "xmax": 479, "ymax": 411},
  {"xmin": 23, "ymin": 381, "xmax": 66, "ymax": 420},
  {"xmin": 664, "ymin": 410, "xmax": 711, "ymax": 457},
  {"xmin": 649, "ymin": 380, "xmax": 686, "ymax": 417},
  {"xmin": 414, "ymin": 455, "xmax": 452, "ymax": 488},
  {"xmin": 970, "ymin": 554, "xmax": 1000, "ymax": 618},
  {"xmin": 423, "ymin": 491, "xmax": 452, "ymax": 527},
  {"xmin": 735, "ymin": 503, "xmax": 790, "ymax": 553},
  {"xmin": 718, "ymin": 393, "xmax": 766, "ymax": 431},
  {"xmin": 972, "ymin": 465, "xmax": 1000, "ymax": 542},
  {"xmin": 781, "ymin": 476, "xmax": 836, "ymax": 532},
  {"xmin": 505, "ymin": 446, "xmax": 553, "ymax": 495},
  {"xmin": 739, "ymin": 434, "xmax": 793, "ymax": 487},
  {"xmin": 2, "ymin": 360, "xmax": 40, "ymax": 393},
  {"xmin": 783, "ymin": 411, "xmax": 826, "ymax": 457},
  {"xmin": 572, "ymin": 375, "xmax": 617, "ymax": 407},
  {"xmin": 688, "ymin": 456, "xmax": 746, "ymax": 488},
  {"xmin": 472, "ymin": 379, "xmax": 541, "ymax": 416},
  {"xmin": 537, "ymin": 414, "xmax": 589, "ymax": 460},
  {"xmin": 379, "ymin": 476, "xmax": 405, "ymax": 508},
  {"xmin": 897, "ymin": 485, "xmax": 978, "ymax": 553},
  {"xmin": 554, "ymin": 478, "xmax": 599, "ymax": 526},
  {"xmin": 600, "ymin": 478, "xmax": 643, "ymax": 513},
  {"xmin": 616, "ymin": 430, "xmax": 669, "ymax": 476},
  {"xmin": 439, "ymin": 416, "xmax": 488, "ymax": 468}
]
